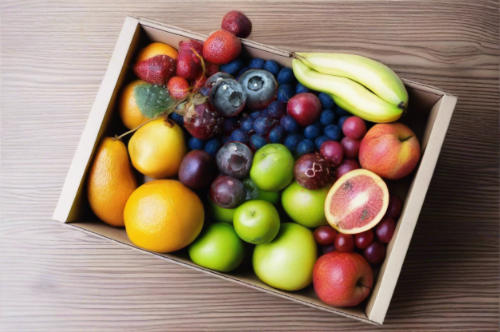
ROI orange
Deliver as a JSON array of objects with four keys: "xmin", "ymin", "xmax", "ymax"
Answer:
[
  {"xmin": 124, "ymin": 180, "xmax": 204, "ymax": 253},
  {"xmin": 87, "ymin": 137, "xmax": 138, "ymax": 227},
  {"xmin": 118, "ymin": 80, "xmax": 150, "ymax": 130},
  {"xmin": 136, "ymin": 42, "xmax": 178, "ymax": 62},
  {"xmin": 128, "ymin": 117, "xmax": 187, "ymax": 179},
  {"xmin": 324, "ymin": 169, "xmax": 389, "ymax": 234}
]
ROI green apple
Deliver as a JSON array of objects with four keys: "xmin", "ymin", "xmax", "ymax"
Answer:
[
  {"xmin": 282, "ymin": 181, "xmax": 328, "ymax": 228},
  {"xmin": 253, "ymin": 223, "xmax": 317, "ymax": 291},
  {"xmin": 233, "ymin": 200, "xmax": 280, "ymax": 244},
  {"xmin": 208, "ymin": 197, "xmax": 235, "ymax": 223},
  {"xmin": 189, "ymin": 223, "xmax": 245, "ymax": 272},
  {"xmin": 250, "ymin": 144, "xmax": 294, "ymax": 191},
  {"xmin": 242, "ymin": 177, "xmax": 280, "ymax": 205}
]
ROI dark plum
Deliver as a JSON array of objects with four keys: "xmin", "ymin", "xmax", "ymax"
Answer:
[
  {"xmin": 320, "ymin": 140, "xmax": 343, "ymax": 167},
  {"xmin": 238, "ymin": 69, "xmax": 277, "ymax": 110},
  {"xmin": 267, "ymin": 101, "xmax": 286, "ymax": 119},
  {"xmin": 364, "ymin": 241, "xmax": 386, "ymax": 264},
  {"xmin": 294, "ymin": 153, "xmax": 333, "ymax": 190},
  {"xmin": 386, "ymin": 195, "xmax": 403, "ymax": 218},
  {"xmin": 340, "ymin": 136, "xmax": 360, "ymax": 159},
  {"xmin": 210, "ymin": 175, "xmax": 246, "ymax": 209},
  {"xmin": 184, "ymin": 102, "xmax": 223, "ymax": 140},
  {"xmin": 209, "ymin": 78, "xmax": 247, "ymax": 117},
  {"xmin": 376, "ymin": 217, "xmax": 396, "ymax": 243},
  {"xmin": 287, "ymin": 93, "xmax": 322, "ymax": 127},
  {"xmin": 313, "ymin": 226, "xmax": 337, "ymax": 246},
  {"xmin": 216, "ymin": 141, "xmax": 253, "ymax": 178},
  {"xmin": 335, "ymin": 159, "xmax": 360, "ymax": 180},
  {"xmin": 354, "ymin": 230, "xmax": 374, "ymax": 249},
  {"xmin": 178, "ymin": 150, "xmax": 217, "ymax": 189}
]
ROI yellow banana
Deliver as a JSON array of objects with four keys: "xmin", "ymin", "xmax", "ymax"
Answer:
[
  {"xmin": 292, "ymin": 59, "xmax": 403, "ymax": 123},
  {"xmin": 294, "ymin": 52, "xmax": 408, "ymax": 110}
]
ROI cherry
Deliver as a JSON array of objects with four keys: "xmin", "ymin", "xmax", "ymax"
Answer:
[
  {"xmin": 376, "ymin": 217, "xmax": 396, "ymax": 243},
  {"xmin": 313, "ymin": 226, "xmax": 337, "ymax": 246},
  {"xmin": 386, "ymin": 194, "xmax": 403, "ymax": 218},
  {"xmin": 334, "ymin": 233, "xmax": 354, "ymax": 253},
  {"xmin": 363, "ymin": 241, "xmax": 386, "ymax": 264},
  {"xmin": 354, "ymin": 229, "xmax": 374, "ymax": 249}
]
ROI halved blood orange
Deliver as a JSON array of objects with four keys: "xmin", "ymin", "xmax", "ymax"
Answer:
[{"xmin": 324, "ymin": 169, "xmax": 389, "ymax": 234}]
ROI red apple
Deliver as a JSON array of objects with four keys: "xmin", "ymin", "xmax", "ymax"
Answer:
[
  {"xmin": 287, "ymin": 93, "xmax": 321, "ymax": 127},
  {"xmin": 313, "ymin": 251, "xmax": 373, "ymax": 307},
  {"xmin": 359, "ymin": 123, "xmax": 420, "ymax": 180}
]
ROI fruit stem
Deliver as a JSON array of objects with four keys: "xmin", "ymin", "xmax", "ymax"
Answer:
[{"xmin": 191, "ymin": 47, "xmax": 206, "ymax": 78}]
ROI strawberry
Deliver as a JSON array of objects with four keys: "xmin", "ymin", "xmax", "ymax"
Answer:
[
  {"xmin": 221, "ymin": 11, "xmax": 252, "ymax": 38},
  {"xmin": 176, "ymin": 39, "xmax": 204, "ymax": 80},
  {"xmin": 167, "ymin": 76, "xmax": 190, "ymax": 99},
  {"xmin": 202, "ymin": 30, "xmax": 241, "ymax": 65},
  {"xmin": 133, "ymin": 55, "xmax": 176, "ymax": 85}
]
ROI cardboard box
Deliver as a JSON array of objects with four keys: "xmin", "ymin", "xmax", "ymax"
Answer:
[{"xmin": 52, "ymin": 16, "xmax": 457, "ymax": 325}]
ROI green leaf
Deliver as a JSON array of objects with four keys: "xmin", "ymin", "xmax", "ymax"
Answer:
[{"xmin": 134, "ymin": 83, "xmax": 173, "ymax": 118}]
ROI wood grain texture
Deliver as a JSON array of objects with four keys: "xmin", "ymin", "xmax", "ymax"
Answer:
[{"xmin": 1, "ymin": 0, "xmax": 499, "ymax": 331}]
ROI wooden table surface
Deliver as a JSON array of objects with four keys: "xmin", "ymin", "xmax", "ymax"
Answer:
[{"xmin": 1, "ymin": 1, "xmax": 499, "ymax": 331}]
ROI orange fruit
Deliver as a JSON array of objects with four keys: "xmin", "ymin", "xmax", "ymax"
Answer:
[
  {"xmin": 87, "ymin": 137, "xmax": 138, "ymax": 227},
  {"xmin": 118, "ymin": 80, "xmax": 150, "ymax": 130},
  {"xmin": 136, "ymin": 42, "xmax": 178, "ymax": 62},
  {"xmin": 128, "ymin": 117, "xmax": 187, "ymax": 179},
  {"xmin": 324, "ymin": 169, "xmax": 389, "ymax": 234},
  {"xmin": 124, "ymin": 180, "xmax": 204, "ymax": 253}
]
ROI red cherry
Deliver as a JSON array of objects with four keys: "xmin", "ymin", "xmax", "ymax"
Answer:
[
  {"xmin": 314, "ymin": 226, "xmax": 337, "ymax": 246},
  {"xmin": 376, "ymin": 217, "xmax": 396, "ymax": 243},
  {"xmin": 364, "ymin": 241, "xmax": 386, "ymax": 264},
  {"xmin": 354, "ymin": 229, "xmax": 374, "ymax": 249},
  {"xmin": 334, "ymin": 233, "xmax": 354, "ymax": 253},
  {"xmin": 386, "ymin": 195, "xmax": 403, "ymax": 218}
]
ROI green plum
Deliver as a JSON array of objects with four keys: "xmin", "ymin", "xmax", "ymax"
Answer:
[
  {"xmin": 253, "ymin": 223, "xmax": 317, "ymax": 291},
  {"xmin": 242, "ymin": 177, "xmax": 280, "ymax": 204},
  {"xmin": 189, "ymin": 223, "xmax": 245, "ymax": 272},
  {"xmin": 233, "ymin": 200, "xmax": 280, "ymax": 244},
  {"xmin": 208, "ymin": 196, "xmax": 236, "ymax": 223},
  {"xmin": 282, "ymin": 181, "xmax": 328, "ymax": 228},
  {"xmin": 250, "ymin": 144, "xmax": 294, "ymax": 191}
]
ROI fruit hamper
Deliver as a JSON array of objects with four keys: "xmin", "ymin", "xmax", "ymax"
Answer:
[{"xmin": 53, "ymin": 16, "xmax": 457, "ymax": 325}]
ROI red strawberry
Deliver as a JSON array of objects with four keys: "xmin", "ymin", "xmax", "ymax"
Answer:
[
  {"xmin": 221, "ymin": 11, "xmax": 252, "ymax": 38},
  {"xmin": 167, "ymin": 76, "xmax": 190, "ymax": 99},
  {"xmin": 133, "ymin": 55, "xmax": 176, "ymax": 85},
  {"xmin": 205, "ymin": 62, "xmax": 220, "ymax": 77},
  {"xmin": 202, "ymin": 30, "xmax": 241, "ymax": 65},
  {"xmin": 179, "ymin": 40, "xmax": 203, "ymax": 60}
]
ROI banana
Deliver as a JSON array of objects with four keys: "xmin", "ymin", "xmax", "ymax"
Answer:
[
  {"xmin": 292, "ymin": 59, "xmax": 403, "ymax": 123},
  {"xmin": 294, "ymin": 52, "xmax": 408, "ymax": 110}
]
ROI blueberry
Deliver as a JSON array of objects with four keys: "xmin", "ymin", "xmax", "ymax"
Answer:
[
  {"xmin": 277, "ymin": 67, "xmax": 295, "ymax": 85},
  {"xmin": 318, "ymin": 93, "xmax": 335, "ymax": 110},
  {"xmin": 337, "ymin": 115, "xmax": 350, "ymax": 129},
  {"xmin": 280, "ymin": 115, "xmax": 300, "ymax": 133},
  {"xmin": 259, "ymin": 109, "xmax": 270, "ymax": 118},
  {"xmin": 230, "ymin": 128, "xmax": 249, "ymax": 144},
  {"xmin": 249, "ymin": 58, "xmax": 265, "ymax": 69},
  {"xmin": 267, "ymin": 101, "xmax": 286, "ymax": 119},
  {"xmin": 315, "ymin": 136, "xmax": 330, "ymax": 151},
  {"xmin": 221, "ymin": 117, "xmax": 240, "ymax": 134},
  {"xmin": 284, "ymin": 133, "xmax": 304, "ymax": 152},
  {"xmin": 188, "ymin": 137, "xmax": 206, "ymax": 150},
  {"xmin": 263, "ymin": 60, "xmax": 280, "ymax": 77},
  {"xmin": 303, "ymin": 123, "xmax": 322, "ymax": 140},
  {"xmin": 249, "ymin": 134, "xmax": 268, "ymax": 150},
  {"xmin": 220, "ymin": 59, "xmax": 244, "ymax": 77},
  {"xmin": 297, "ymin": 139, "xmax": 315, "ymax": 156},
  {"xmin": 205, "ymin": 138, "xmax": 222, "ymax": 157},
  {"xmin": 295, "ymin": 82, "xmax": 310, "ymax": 94},
  {"xmin": 335, "ymin": 105, "xmax": 350, "ymax": 116},
  {"xmin": 209, "ymin": 78, "xmax": 248, "ymax": 117},
  {"xmin": 277, "ymin": 84, "xmax": 295, "ymax": 102},
  {"xmin": 269, "ymin": 126, "xmax": 286, "ymax": 143},
  {"xmin": 324, "ymin": 124, "xmax": 342, "ymax": 141},
  {"xmin": 241, "ymin": 118, "xmax": 255, "ymax": 133},
  {"xmin": 253, "ymin": 116, "xmax": 273, "ymax": 136},
  {"xmin": 250, "ymin": 111, "xmax": 260, "ymax": 119},
  {"xmin": 238, "ymin": 69, "xmax": 278, "ymax": 110},
  {"xmin": 221, "ymin": 135, "xmax": 231, "ymax": 144},
  {"xmin": 169, "ymin": 112, "xmax": 184, "ymax": 126},
  {"xmin": 315, "ymin": 120, "xmax": 325, "ymax": 130},
  {"xmin": 236, "ymin": 66, "xmax": 249, "ymax": 80},
  {"xmin": 320, "ymin": 109, "xmax": 336, "ymax": 126}
]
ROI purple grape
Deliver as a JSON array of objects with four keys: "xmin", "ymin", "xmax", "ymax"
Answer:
[
  {"xmin": 179, "ymin": 150, "xmax": 217, "ymax": 189},
  {"xmin": 210, "ymin": 175, "xmax": 246, "ymax": 209},
  {"xmin": 215, "ymin": 142, "xmax": 253, "ymax": 178}
]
